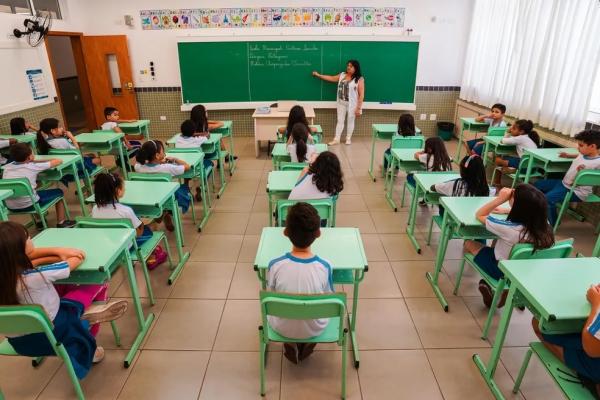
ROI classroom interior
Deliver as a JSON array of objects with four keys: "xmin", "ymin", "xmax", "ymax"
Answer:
[{"xmin": 1, "ymin": 1, "xmax": 600, "ymax": 399}]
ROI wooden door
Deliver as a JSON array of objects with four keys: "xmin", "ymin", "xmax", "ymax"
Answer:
[{"xmin": 81, "ymin": 35, "xmax": 138, "ymax": 127}]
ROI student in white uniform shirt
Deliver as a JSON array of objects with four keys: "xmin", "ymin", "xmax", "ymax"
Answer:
[
  {"xmin": 101, "ymin": 107, "xmax": 143, "ymax": 165},
  {"xmin": 492, "ymin": 119, "xmax": 540, "ymax": 187},
  {"xmin": 463, "ymin": 184, "xmax": 554, "ymax": 308},
  {"xmin": 535, "ymin": 130, "xmax": 600, "ymax": 226},
  {"xmin": 288, "ymin": 151, "xmax": 344, "ymax": 201},
  {"xmin": 0, "ymin": 136, "xmax": 17, "ymax": 165},
  {"xmin": 407, "ymin": 137, "xmax": 452, "ymax": 188},
  {"xmin": 277, "ymin": 105, "xmax": 317, "ymax": 144},
  {"xmin": 10, "ymin": 117, "xmax": 37, "ymax": 135},
  {"xmin": 176, "ymin": 120, "xmax": 215, "ymax": 202},
  {"xmin": 468, "ymin": 103, "xmax": 507, "ymax": 156},
  {"xmin": 286, "ymin": 123, "xmax": 316, "ymax": 163},
  {"xmin": 134, "ymin": 140, "xmax": 191, "ymax": 231},
  {"xmin": 268, "ymin": 202, "xmax": 334, "ymax": 364}
]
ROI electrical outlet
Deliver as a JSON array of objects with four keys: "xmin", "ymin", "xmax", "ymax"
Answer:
[
  {"xmin": 159, "ymin": 116, "xmax": 167, "ymax": 121},
  {"xmin": 419, "ymin": 114, "xmax": 427, "ymax": 120},
  {"xmin": 429, "ymin": 114, "xmax": 437, "ymax": 121}
]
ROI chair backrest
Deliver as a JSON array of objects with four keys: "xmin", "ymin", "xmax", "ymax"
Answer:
[
  {"xmin": 509, "ymin": 239, "xmax": 574, "ymax": 260},
  {"xmin": 487, "ymin": 126, "xmax": 507, "ymax": 136},
  {"xmin": 75, "ymin": 216, "xmax": 134, "ymax": 229},
  {"xmin": 573, "ymin": 169, "xmax": 600, "ymax": 187},
  {"xmin": 0, "ymin": 305, "xmax": 53, "ymax": 335},
  {"xmin": 0, "ymin": 178, "xmax": 35, "ymax": 198},
  {"xmin": 276, "ymin": 198, "xmax": 334, "ymax": 227},
  {"xmin": 48, "ymin": 149, "xmax": 79, "ymax": 156},
  {"xmin": 279, "ymin": 162, "xmax": 307, "ymax": 171},
  {"xmin": 168, "ymin": 148, "xmax": 201, "ymax": 154},
  {"xmin": 128, "ymin": 172, "xmax": 172, "ymax": 182},
  {"xmin": 391, "ymin": 136, "xmax": 424, "ymax": 149}
]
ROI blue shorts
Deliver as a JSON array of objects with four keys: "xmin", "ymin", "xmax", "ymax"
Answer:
[
  {"xmin": 541, "ymin": 332, "xmax": 600, "ymax": 382},
  {"xmin": 135, "ymin": 225, "xmax": 153, "ymax": 247},
  {"xmin": 467, "ymin": 139, "xmax": 483, "ymax": 151},
  {"xmin": 501, "ymin": 156, "xmax": 521, "ymax": 169},
  {"xmin": 406, "ymin": 173, "xmax": 416, "ymax": 187},
  {"xmin": 8, "ymin": 188, "xmax": 63, "ymax": 211},
  {"xmin": 473, "ymin": 246, "xmax": 502, "ymax": 280}
]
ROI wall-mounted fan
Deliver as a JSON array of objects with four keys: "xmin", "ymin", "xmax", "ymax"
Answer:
[{"xmin": 13, "ymin": 14, "xmax": 52, "ymax": 47}]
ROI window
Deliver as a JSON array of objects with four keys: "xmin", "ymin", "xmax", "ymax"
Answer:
[
  {"xmin": 0, "ymin": 0, "xmax": 32, "ymax": 15},
  {"xmin": 32, "ymin": 0, "xmax": 60, "ymax": 19},
  {"xmin": 0, "ymin": 0, "xmax": 60, "ymax": 19}
]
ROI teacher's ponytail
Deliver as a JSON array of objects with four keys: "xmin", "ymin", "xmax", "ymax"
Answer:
[
  {"xmin": 291, "ymin": 122, "xmax": 309, "ymax": 162},
  {"xmin": 347, "ymin": 59, "xmax": 362, "ymax": 83}
]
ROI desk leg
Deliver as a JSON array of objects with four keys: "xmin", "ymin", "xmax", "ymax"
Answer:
[
  {"xmin": 426, "ymin": 212, "xmax": 451, "ymax": 311},
  {"xmin": 122, "ymin": 249, "xmax": 155, "ymax": 368},
  {"xmin": 167, "ymin": 196, "xmax": 190, "ymax": 285},
  {"xmin": 117, "ymin": 144, "xmax": 128, "ymax": 180},
  {"xmin": 143, "ymin": 125, "xmax": 149, "ymax": 142},
  {"xmin": 0, "ymin": 206, "xmax": 8, "ymax": 221},
  {"xmin": 454, "ymin": 123, "xmax": 466, "ymax": 163},
  {"xmin": 226, "ymin": 129, "xmax": 236, "ymax": 175},
  {"xmin": 384, "ymin": 155, "xmax": 399, "ymax": 211},
  {"xmin": 349, "ymin": 269, "xmax": 366, "ymax": 369},
  {"xmin": 196, "ymin": 164, "xmax": 212, "ymax": 232},
  {"xmin": 523, "ymin": 154, "xmax": 534, "ymax": 184},
  {"xmin": 268, "ymin": 192, "xmax": 273, "ymax": 227},
  {"xmin": 482, "ymin": 142, "xmax": 490, "ymax": 167},
  {"xmin": 406, "ymin": 184, "xmax": 422, "ymax": 253},
  {"xmin": 216, "ymin": 142, "xmax": 227, "ymax": 198},
  {"xmin": 473, "ymin": 286, "xmax": 516, "ymax": 400},
  {"xmin": 71, "ymin": 164, "xmax": 88, "ymax": 217},
  {"xmin": 368, "ymin": 130, "xmax": 377, "ymax": 181}
]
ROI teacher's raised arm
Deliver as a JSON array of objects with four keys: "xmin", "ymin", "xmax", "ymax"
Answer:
[{"xmin": 312, "ymin": 60, "xmax": 364, "ymax": 146}]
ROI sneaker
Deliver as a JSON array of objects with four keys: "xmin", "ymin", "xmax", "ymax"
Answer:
[
  {"xmin": 419, "ymin": 200, "xmax": 427, "ymax": 206},
  {"xmin": 496, "ymin": 289, "xmax": 509, "ymax": 309},
  {"xmin": 82, "ymin": 300, "xmax": 128, "ymax": 325},
  {"xmin": 163, "ymin": 213, "xmax": 175, "ymax": 232},
  {"xmin": 328, "ymin": 139, "xmax": 340, "ymax": 146},
  {"xmin": 56, "ymin": 220, "xmax": 76, "ymax": 228},
  {"xmin": 345, "ymin": 138, "xmax": 352, "ymax": 145},
  {"xmin": 478, "ymin": 279, "xmax": 494, "ymax": 308},
  {"xmin": 283, "ymin": 343, "xmax": 298, "ymax": 364},
  {"xmin": 92, "ymin": 346, "xmax": 105, "ymax": 364},
  {"xmin": 298, "ymin": 342, "xmax": 317, "ymax": 361}
]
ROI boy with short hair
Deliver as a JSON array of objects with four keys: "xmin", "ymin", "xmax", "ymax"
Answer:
[
  {"xmin": 2, "ymin": 143, "xmax": 75, "ymax": 227},
  {"xmin": 101, "ymin": 106, "xmax": 143, "ymax": 149},
  {"xmin": 534, "ymin": 130, "xmax": 600, "ymax": 225},
  {"xmin": 268, "ymin": 202, "xmax": 333, "ymax": 364},
  {"xmin": 467, "ymin": 103, "xmax": 508, "ymax": 156}
]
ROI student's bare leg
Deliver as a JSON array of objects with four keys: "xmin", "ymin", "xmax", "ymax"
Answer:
[
  {"xmin": 494, "ymin": 157, "xmax": 509, "ymax": 186},
  {"xmin": 532, "ymin": 318, "xmax": 565, "ymax": 361},
  {"xmin": 55, "ymin": 201, "xmax": 66, "ymax": 222},
  {"xmin": 463, "ymin": 239, "xmax": 485, "ymax": 256}
]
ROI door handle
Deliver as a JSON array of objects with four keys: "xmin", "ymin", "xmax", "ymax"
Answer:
[{"xmin": 125, "ymin": 82, "xmax": 134, "ymax": 91}]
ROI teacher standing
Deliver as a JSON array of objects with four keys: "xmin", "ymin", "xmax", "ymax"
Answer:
[{"xmin": 312, "ymin": 60, "xmax": 365, "ymax": 145}]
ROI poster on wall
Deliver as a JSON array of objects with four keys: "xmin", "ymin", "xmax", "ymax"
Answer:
[
  {"xmin": 26, "ymin": 69, "xmax": 48, "ymax": 101},
  {"xmin": 139, "ymin": 7, "xmax": 406, "ymax": 30}
]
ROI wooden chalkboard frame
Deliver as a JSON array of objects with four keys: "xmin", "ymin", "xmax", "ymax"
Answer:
[{"xmin": 177, "ymin": 35, "xmax": 420, "ymax": 111}]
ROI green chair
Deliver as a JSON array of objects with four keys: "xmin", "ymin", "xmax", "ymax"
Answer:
[
  {"xmin": 48, "ymin": 149, "xmax": 107, "ymax": 194},
  {"xmin": 382, "ymin": 135, "xmax": 425, "ymax": 179},
  {"xmin": 453, "ymin": 239, "xmax": 573, "ymax": 340},
  {"xmin": 507, "ymin": 154, "xmax": 544, "ymax": 188},
  {"xmin": 167, "ymin": 147, "xmax": 216, "ymax": 205},
  {"xmin": 0, "ymin": 305, "xmax": 85, "ymax": 399},
  {"xmin": 258, "ymin": 291, "xmax": 348, "ymax": 399},
  {"xmin": 279, "ymin": 162, "xmax": 308, "ymax": 171},
  {"xmin": 202, "ymin": 135, "xmax": 232, "ymax": 178},
  {"xmin": 554, "ymin": 169, "xmax": 600, "ymax": 233},
  {"xmin": 0, "ymin": 178, "xmax": 71, "ymax": 230},
  {"xmin": 513, "ymin": 342, "xmax": 596, "ymax": 399},
  {"xmin": 276, "ymin": 198, "xmax": 335, "ymax": 227}
]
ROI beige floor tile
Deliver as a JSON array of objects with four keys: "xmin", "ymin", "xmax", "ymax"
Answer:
[
  {"xmin": 391, "ymin": 260, "xmax": 455, "ymax": 298},
  {"xmin": 356, "ymin": 299, "xmax": 422, "ymax": 350},
  {"xmin": 238, "ymin": 234, "xmax": 261, "ymax": 262},
  {"xmin": 228, "ymin": 263, "xmax": 261, "ymax": 300},
  {"xmin": 170, "ymin": 262, "xmax": 235, "ymax": 299},
  {"xmin": 145, "ymin": 299, "xmax": 224, "ymax": 350},
  {"xmin": 113, "ymin": 262, "xmax": 175, "ymax": 300},
  {"xmin": 199, "ymin": 351, "xmax": 281, "ymax": 400},
  {"xmin": 246, "ymin": 212, "xmax": 270, "ymax": 235},
  {"xmin": 358, "ymin": 350, "xmax": 443, "ymax": 399},
  {"xmin": 360, "ymin": 233, "xmax": 389, "ymax": 261},
  {"xmin": 363, "ymin": 192, "xmax": 396, "ymax": 212},
  {"xmin": 233, "ymin": 158, "xmax": 267, "ymax": 170},
  {"xmin": 38, "ymin": 350, "xmax": 132, "ymax": 400},
  {"xmin": 346, "ymin": 261, "xmax": 402, "ymax": 298},
  {"xmin": 280, "ymin": 350, "xmax": 361, "ymax": 400},
  {"xmin": 190, "ymin": 234, "xmax": 243, "ymax": 262},
  {"xmin": 427, "ymin": 348, "xmax": 523, "ymax": 400},
  {"xmin": 370, "ymin": 211, "xmax": 410, "ymax": 233},
  {"xmin": 225, "ymin": 179, "xmax": 261, "ymax": 196},
  {"xmin": 117, "ymin": 350, "xmax": 209, "ymax": 400},
  {"xmin": 336, "ymin": 194, "xmax": 368, "ymax": 212},
  {"xmin": 202, "ymin": 212, "xmax": 251, "ymax": 235},
  {"xmin": 335, "ymin": 212, "xmax": 377, "ymax": 233},
  {"xmin": 443, "ymin": 258, "xmax": 481, "ymax": 297},
  {"xmin": 213, "ymin": 300, "xmax": 276, "ymax": 351},
  {"xmin": 406, "ymin": 297, "xmax": 489, "ymax": 349},
  {"xmin": 379, "ymin": 234, "xmax": 436, "ymax": 261},
  {"xmin": 341, "ymin": 178, "xmax": 361, "ymax": 195},
  {"xmin": 0, "ymin": 356, "xmax": 60, "ymax": 399},
  {"xmin": 252, "ymin": 195, "xmax": 270, "ymax": 212},
  {"xmin": 214, "ymin": 194, "xmax": 256, "ymax": 212}
]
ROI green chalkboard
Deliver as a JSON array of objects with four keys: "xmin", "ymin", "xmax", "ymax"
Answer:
[{"xmin": 178, "ymin": 40, "xmax": 419, "ymax": 104}]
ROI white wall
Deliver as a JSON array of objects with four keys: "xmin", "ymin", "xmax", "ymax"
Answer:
[
  {"xmin": 46, "ymin": 36, "xmax": 77, "ymax": 78},
  {"xmin": 71, "ymin": 0, "xmax": 473, "ymax": 87}
]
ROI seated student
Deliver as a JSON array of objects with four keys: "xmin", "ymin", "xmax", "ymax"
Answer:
[
  {"xmin": 0, "ymin": 221, "xmax": 127, "ymax": 374},
  {"xmin": 463, "ymin": 184, "xmax": 554, "ymax": 308},
  {"xmin": 289, "ymin": 151, "xmax": 344, "ymax": 201},
  {"xmin": 383, "ymin": 113, "xmax": 417, "ymax": 171},
  {"xmin": 533, "ymin": 284, "xmax": 600, "ymax": 397},
  {"xmin": 190, "ymin": 104, "xmax": 237, "ymax": 163},
  {"xmin": 534, "ymin": 130, "xmax": 600, "ymax": 226},
  {"xmin": 134, "ymin": 140, "xmax": 191, "ymax": 231},
  {"xmin": 467, "ymin": 103, "xmax": 507, "ymax": 156},
  {"xmin": 0, "ymin": 136, "xmax": 17, "ymax": 165},
  {"xmin": 36, "ymin": 118, "xmax": 101, "ymax": 176},
  {"xmin": 101, "ymin": 107, "xmax": 142, "ymax": 165},
  {"xmin": 492, "ymin": 119, "xmax": 540, "ymax": 187},
  {"xmin": 407, "ymin": 137, "xmax": 452, "ymax": 188},
  {"xmin": 176, "ymin": 119, "xmax": 215, "ymax": 201},
  {"xmin": 268, "ymin": 202, "xmax": 333, "ymax": 364},
  {"xmin": 10, "ymin": 117, "xmax": 37, "ymax": 135},
  {"xmin": 277, "ymin": 105, "xmax": 317, "ymax": 144},
  {"xmin": 287, "ymin": 123, "xmax": 316, "ymax": 163},
  {"xmin": 2, "ymin": 143, "xmax": 75, "ymax": 228}
]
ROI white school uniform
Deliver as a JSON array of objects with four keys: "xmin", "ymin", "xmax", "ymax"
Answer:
[
  {"xmin": 17, "ymin": 261, "xmax": 70, "ymax": 320},
  {"xmin": 483, "ymin": 118, "xmax": 507, "ymax": 128},
  {"xmin": 501, "ymin": 135, "xmax": 537, "ymax": 157},
  {"xmin": 268, "ymin": 253, "xmax": 333, "ymax": 339},
  {"xmin": 134, "ymin": 162, "xmax": 185, "ymax": 177},
  {"xmin": 175, "ymin": 135, "xmax": 208, "ymax": 148},
  {"xmin": 485, "ymin": 216, "xmax": 527, "ymax": 261},
  {"xmin": 562, "ymin": 155, "xmax": 600, "ymax": 200},
  {"xmin": 92, "ymin": 203, "xmax": 142, "ymax": 228},
  {"xmin": 100, "ymin": 121, "xmax": 118, "ymax": 131},
  {"xmin": 286, "ymin": 143, "xmax": 316, "ymax": 163},
  {"xmin": 0, "ymin": 139, "xmax": 10, "ymax": 164},
  {"xmin": 434, "ymin": 179, "xmax": 468, "ymax": 196},
  {"xmin": 417, "ymin": 153, "xmax": 437, "ymax": 170},
  {"xmin": 47, "ymin": 137, "xmax": 76, "ymax": 150},
  {"xmin": 288, "ymin": 173, "xmax": 330, "ymax": 200},
  {"xmin": 2, "ymin": 161, "xmax": 52, "ymax": 209}
]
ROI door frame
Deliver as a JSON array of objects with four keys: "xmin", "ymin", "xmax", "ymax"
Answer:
[{"xmin": 44, "ymin": 31, "xmax": 96, "ymax": 131}]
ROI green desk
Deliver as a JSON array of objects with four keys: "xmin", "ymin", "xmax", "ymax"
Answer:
[
  {"xmin": 165, "ymin": 151, "xmax": 212, "ymax": 231},
  {"xmin": 33, "ymin": 228, "xmax": 154, "ymax": 368},
  {"xmin": 384, "ymin": 148, "xmax": 425, "ymax": 211},
  {"xmin": 75, "ymin": 132, "xmax": 128, "ymax": 179},
  {"xmin": 266, "ymin": 170, "xmax": 301, "ymax": 226},
  {"xmin": 277, "ymin": 124, "xmax": 324, "ymax": 143},
  {"xmin": 369, "ymin": 124, "xmax": 422, "ymax": 181},
  {"xmin": 405, "ymin": 172, "xmax": 461, "ymax": 253},
  {"xmin": 271, "ymin": 143, "xmax": 328, "ymax": 170},
  {"xmin": 455, "ymin": 118, "xmax": 490, "ymax": 163},
  {"xmin": 0, "ymin": 189, "xmax": 13, "ymax": 221},
  {"xmin": 481, "ymin": 136, "xmax": 516, "ymax": 166},
  {"xmin": 254, "ymin": 227, "xmax": 368, "ymax": 368},
  {"xmin": 428, "ymin": 197, "xmax": 506, "ymax": 311},
  {"xmin": 118, "ymin": 120, "xmax": 150, "ymax": 141},
  {"xmin": 36, "ymin": 154, "xmax": 88, "ymax": 216},
  {"xmin": 211, "ymin": 120, "xmax": 236, "ymax": 175},
  {"xmin": 0, "ymin": 134, "xmax": 37, "ymax": 154},
  {"xmin": 522, "ymin": 148, "xmax": 578, "ymax": 183},
  {"xmin": 474, "ymin": 257, "xmax": 600, "ymax": 399}
]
